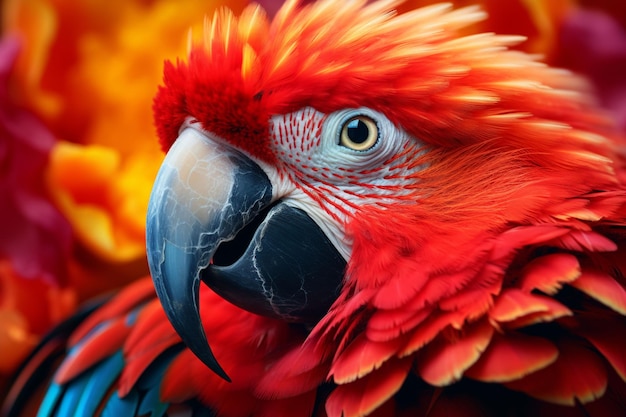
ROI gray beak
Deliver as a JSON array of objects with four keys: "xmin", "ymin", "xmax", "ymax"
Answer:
[{"xmin": 146, "ymin": 128, "xmax": 345, "ymax": 381}]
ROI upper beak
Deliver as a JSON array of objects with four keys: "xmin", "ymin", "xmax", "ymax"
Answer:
[{"xmin": 146, "ymin": 128, "xmax": 346, "ymax": 381}]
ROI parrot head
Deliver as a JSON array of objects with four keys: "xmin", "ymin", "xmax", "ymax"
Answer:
[{"xmin": 148, "ymin": 0, "xmax": 626, "ymax": 411}]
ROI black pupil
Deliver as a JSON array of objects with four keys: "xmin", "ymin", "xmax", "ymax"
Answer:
[{"xmin": 346, "ymin": 119, "xmax": 370, "ymax": 144}]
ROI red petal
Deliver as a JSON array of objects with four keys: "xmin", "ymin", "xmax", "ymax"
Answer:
[
  {"xmin": 416, "ymin": 320, "xmax": 494, "ymax": 386},
  {"xmin": 326, "ymin": 357, "xmax": 411, "ymax": 417},
  {"xmin": 489, "ymin": 289, "xmax": 572, "ymax": 327},
  {"xmin": 464, "ymin": 332, "xmax": 558, "ymax": 382},
  {"xmin": 505, "ymin": 339, "xmax": 608, "ymax": 405},
  {"xmin": 570, "ymin": 270, "xmax": 626, "ymax": 315},
  {"xmin": 519, "ymin": 253, "xmax": 580, "ymax": 294}
]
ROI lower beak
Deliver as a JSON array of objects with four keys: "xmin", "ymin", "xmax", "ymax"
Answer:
[{"xmin": 146, "ymin": 128, "xmax": 345, "ymax": 381}]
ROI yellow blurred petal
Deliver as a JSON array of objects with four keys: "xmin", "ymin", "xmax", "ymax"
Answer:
[
  {"xmin": 47, "ymin": 142, "xmax": 159, "ymax": 263},
  {"xmin": 48, "ymin": 141, "xmax": 120, "ymax": 203},
  {"xmin": 111, "ymin": 151, "xmax": 163, "ymax": 238}
]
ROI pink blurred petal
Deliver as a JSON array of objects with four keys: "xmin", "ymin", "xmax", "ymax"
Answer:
[
  {"xmin": 0, "ymin": 36, "xmax": 72, "ymax": 284},
  {"xmin": 557, "ymin": 9, "xmax": 626, "ymax": 132}
]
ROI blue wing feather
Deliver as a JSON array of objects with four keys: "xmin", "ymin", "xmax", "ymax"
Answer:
[
  {"xmin": 35, "ymin": 382, "xmax": 63, "ymax": 417},
  {"xmin": 102, "ymin": 390, "xmax": 140, "ymax": 417},
  {"xmin": 53, "ymin": 367, "xmax": 94, "ymax": 417},
  {"xmin": 9, "ymin": 289, "xmax": 216, "ymax": 416},
  {"xmin": 138, "ymin": 389, "xmax": 169, "ymax": 417},
  {"xmin": 35, "ymin": 334, "xmax": 194, "ymax": 416},
  {"xmin": 74, "ymin": 351, "xmax": 125, "ymax": 416},
  {"xmin": 136, "ymin": 347, "xmax": 182, "ymax": 417}
]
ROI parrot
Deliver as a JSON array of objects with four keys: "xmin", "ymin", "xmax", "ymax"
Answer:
[{"xmin": 3, "ymin": 0, "xmax": 626, "ymax": 416}]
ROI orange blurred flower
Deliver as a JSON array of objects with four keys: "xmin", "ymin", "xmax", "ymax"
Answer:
[{"xmin": 3, "ymin": 0, "xmax": 248, "ymax": 267}]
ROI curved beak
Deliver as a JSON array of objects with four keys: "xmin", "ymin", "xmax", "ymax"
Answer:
[{"xmin": 146, "ymin": 128, "xmax": 345, "ymax": 381}]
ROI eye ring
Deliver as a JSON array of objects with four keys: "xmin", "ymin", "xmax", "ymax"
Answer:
[{"xmin": 339, "ymin": 115, "xmax": 379, "ymax": 151}]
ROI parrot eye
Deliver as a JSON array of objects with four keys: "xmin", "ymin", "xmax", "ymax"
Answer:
[{"xmin": 339, "ymin": 116, "xmax": 379, "ymax": 151}]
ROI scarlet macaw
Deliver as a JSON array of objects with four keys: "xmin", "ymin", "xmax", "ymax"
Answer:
[{"xmin": 4, "ymin": 0, "xmax": 626, "ymax": 416}]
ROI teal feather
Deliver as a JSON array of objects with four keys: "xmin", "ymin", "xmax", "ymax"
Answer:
[
  {"xmin": 137, "ymin": 347, "xmax": 182, "ymax": 416},
  {"xmin": 102, "ymin": 390, "xmax": 139, "ymax": 417},
  {"xmin": 73, "ymin": 351, "xmax": 125, "ymax": 416},
  {"xmin": 35, "ymin": 382, "xmax": 63, "ymax": 417},
  {"xmin": 53, "ymin": 367, "xmax": 94, "ymax": 416}
]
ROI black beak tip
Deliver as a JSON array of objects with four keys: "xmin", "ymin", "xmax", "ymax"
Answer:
[
  {"xmin": 154, "ymin": 272, "xmax": 232, "ymax": 383},
  {"xmin": 187, "ymin": 335, "xmax": 232, "ymax": 382},
  {"xmin": 149, "ymin": 238, "xmax": 232, "ymax": 382}
]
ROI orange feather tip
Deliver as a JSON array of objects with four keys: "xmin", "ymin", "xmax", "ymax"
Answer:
[
  {"xmin": 415, "ymin": 320, "xmax": 493, "ymax": 386},
  {"xmin": 519, "ymin": 253, "xmax": 581, "ymax": 294},
  {"xmin": 325, "ymin": 357, "xmax": 412, "ymax": 417},
  {"xmin": 489, "ymin": 289, "xmax": 572, "ymax": 327},
  {"xmin": 330, "ymin": 334, "xmax": 404, "ymax": 384},
  {"xmin": 464, "ymin": 333, "xmax": 558, "ymax": 383},
  {"xmin": 570, "ymin": 270, "xmax": 626, "ymax": 315}
]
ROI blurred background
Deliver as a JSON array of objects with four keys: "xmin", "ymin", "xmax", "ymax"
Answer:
[{"xmin": 0, "ymin": 0, "xmax": 624, "ymax": 392}]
